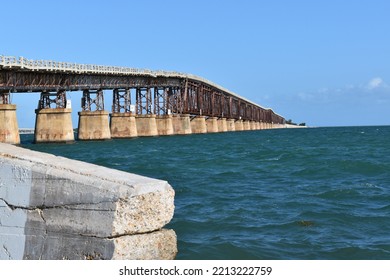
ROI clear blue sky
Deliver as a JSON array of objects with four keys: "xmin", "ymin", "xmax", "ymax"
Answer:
[{"xmin": 2, "ymin": 0, "xmax": 389, "ymax": 127}]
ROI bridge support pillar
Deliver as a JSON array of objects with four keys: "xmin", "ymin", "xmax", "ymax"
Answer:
[
  {"xmin": 34, "ymin": 91, "xmax": 74, "ymax": 143},
  {"xmin": 235, "ymin": 120, "xmax": 244, "ymax": 131},
  {"xmin": 226, "ymin": 119, "xmax": 236, "ymax": 131},
  {"xmin": 156, "ymin": 115, "xmax": 174, "ymax": 136},
  {"xmin": 217, "ymin": 118, "xmax": 228, "ymax": 132},
  {"xmin": 259, "ymin": 122, "xmax": 265, "ymax": 129},
  {"xmin": 250, "ymin": 121, "xmax": 257, "ymax": 130},
  {"xmin": 243, "ymin": 120, "xmax": 251, "ymax": 130},
  {"xmin": 0, "ymin": 104, "xmax": 20, "ymax": 144},
  {"xmin": 35, "ymin": 108, "xmax": 74, "ymax": 143},
  {"xmin": 190, "ymin": 116, "xmax": 207, "ymax": 134},
  {"xmin": 206, "ymin": 117, "xmax": 219, "ymax": 133},
  {"xmin": 78, "ymin": 111, "xmax": 111, "ymax": 140},
  {"xmin": 135, "ymin": 114, "xmax": 158, "ymax": 136},
  {"xmin": 110, "ymin": 113, "xmax": 138, "ymax": 138},
  {"xmin": 172, "ymin": 114, "xmax": 192, "ymax": 135},
  {"xmin": 256, "ymin": 122, "xmax": 261, "ymax": 130}
]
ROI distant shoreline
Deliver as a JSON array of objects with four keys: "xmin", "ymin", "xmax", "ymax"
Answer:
[{"xmin": 19, "ymin": 128, "xmax": 35, "ymax": 134}]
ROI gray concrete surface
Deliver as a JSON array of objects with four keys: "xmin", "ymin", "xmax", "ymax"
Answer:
[{"xmin": 0, "ymin": 143, "xmax": 176, "ymax": 259}]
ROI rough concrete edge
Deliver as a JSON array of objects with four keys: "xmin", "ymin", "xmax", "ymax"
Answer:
[{"xmin": 0, "ymin": 143, "xmax": 171, "ymax": 196}]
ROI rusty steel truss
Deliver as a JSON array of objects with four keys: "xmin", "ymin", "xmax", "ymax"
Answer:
[{"xmin": 0, "ymin": 56, "xmax": 285, "ymax": 124}]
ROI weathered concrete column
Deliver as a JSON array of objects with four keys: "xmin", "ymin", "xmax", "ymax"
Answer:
[
  {"xmin": 0, "ymin": 143, "xmax": 177, "ymax": 260},
  {"xmin": 78, "ymin": 111, "xmax": 111, "ymax": 140},
  {"xmin": 206, "ymin": 117, "xmax": 219, "ymax": 133},
  {"xmin": 190, "ymin": 116, "xmax": 207, "ymax": 134},
  {"xmin": 217, "ymin": 118, "xmax": 228, "ymax": 132},
  {"xmin": 171, "ymin": 114, "xmax": 192, "ymax": 135},
  {"xmin": 235, "ymin": 119, "xmax": 244, "ymax": 131},
  {"xmin": 256, "ymin": 122, "xmax": 261, "ymax": 130},
  {"xmin": 35, "ymin": 108, "xmax": 74, "ymax": 143},
  {"xmin": 250, "ymin": 121, "xmax": 257, "ymax": 130},
  {"xmin": 156, "ymin": 115, "xmax": 174, "ymax": 136},
  {"xmin": 110, "ymin": 113, "xmax": 138, "ymax": 138},
  {"xmin": 135, "ymin": 114, "xmax": 158, "ymax": 137},
  {"xmin": 226, "ymin": 119, "xmax": 236, "ymax": 132},
  {"xmin": 243, "ymin": 120, "xmax": 251, "ymax": 130},
  {"xmin": 0, "ymin": 104, "xmax": 20, "ymax": 145},
  {"xmin": 259, "ymin": 122, "xmax": 265, "ymax": 129}
]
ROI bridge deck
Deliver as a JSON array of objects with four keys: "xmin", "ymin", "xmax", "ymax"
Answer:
[{"xmin": 0, "ymin": 56, "xmax": 264, "ymax": 109}]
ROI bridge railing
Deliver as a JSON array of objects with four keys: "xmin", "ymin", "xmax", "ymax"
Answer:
[{"xmin": 1, "ymin": 56, "xmax": 236, "ymax": 93}]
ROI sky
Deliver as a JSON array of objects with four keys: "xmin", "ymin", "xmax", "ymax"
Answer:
[{"xmin": 2, "ymin": 0, "xmax": 390, "ymax": 127}]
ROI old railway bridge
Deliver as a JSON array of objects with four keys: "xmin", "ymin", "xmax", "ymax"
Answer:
[{"xmin": 0, "ymin": 56, "xmax": 286, "ymax": 144}]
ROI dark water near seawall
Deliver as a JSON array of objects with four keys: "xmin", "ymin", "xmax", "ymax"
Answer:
[{"xmin": 21, "ymin": 126, "xmax": 390, "ymax": 259}]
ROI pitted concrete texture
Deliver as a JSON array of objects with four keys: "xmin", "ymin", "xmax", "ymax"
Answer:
[
  {"xmin": 0, "ymin": 143, "xmax": 176, "ymax": 259},
  {"xmin": 112, "ymin": 229, "xmax": 177, "ymax": 260}
]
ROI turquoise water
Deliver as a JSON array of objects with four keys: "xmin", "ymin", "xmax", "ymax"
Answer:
[{"xmin": 21, "ymin": 126, "xmax": 390, "ymax": 259}]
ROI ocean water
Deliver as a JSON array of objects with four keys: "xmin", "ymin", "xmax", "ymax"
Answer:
[{"xmin": 21, "ymin": 126, "xmax": 390, "ymax": 259}]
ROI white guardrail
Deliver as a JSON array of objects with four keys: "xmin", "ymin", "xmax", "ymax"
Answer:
[{"xmin": 0, "ymin": 55, "xmax": 280, "ymax": 115}]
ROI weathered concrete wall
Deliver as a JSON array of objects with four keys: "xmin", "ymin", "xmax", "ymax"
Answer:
[
  {"xmin": 34, "ymin": 108, "xmax": 74, "ymax": 143},
  {"xmin": 0, "ymin": 104, "xmax": 20, "ymax": 145},
  {"xmin": 110, "ymin": 113, "xmax": 138, "ymax": 138},
  {"xmin": 0, "ymin": 143, "xmax": 176, "ymax": 260},
  {"xmin": 78, "ymin": 111, "xmax": 111, "ymax": 140}
]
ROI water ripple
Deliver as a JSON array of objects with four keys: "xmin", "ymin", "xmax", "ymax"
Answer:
[{"xmin": 22, "ymin": 126, "xmax": 390, "ymax": 259}]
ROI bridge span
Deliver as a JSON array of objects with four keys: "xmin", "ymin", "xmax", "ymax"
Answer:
[{"xmin": 0, "ymin": 56, "xmax": 286, "ymax": 144}]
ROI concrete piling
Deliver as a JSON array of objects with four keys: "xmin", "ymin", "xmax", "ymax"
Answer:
[
  {"xmin": 156, "ymin": 115, "xmax": 174, "ymax": 136},
  {"xmin": 78, "ymin": 111, "xmax": 111, "ymax": 140},
  {"xmin": 235, "ymin": 119, "xmax": 244, "ymax": 131},
  {"xmin": 226, "ymin": 118, "xmax": 236, "ymax": 131},
  {"xmin": 110, "ymin": 112, "xmax": 138, "ymax": 138},
  {"xmin": 171, "ymin": 114, "xmax": 192, "ymax": 135},
  {"xmin": 0, "ymin": 104, "xmax": 20, "ymax": 145},
  {"xmin": 135, "ymin": 114, "xmax": 158, "ymax": 137},
  {"xmin": 206, "ymin": 117, "xmax": 219, "ymax": 133},
  {"xmin": 217, "ymin": 118, "xmax": 228, "ymax": 132},
  {"xmin": 190, "ymin": 116, "xmax": 207, "ymax": 134},
  {"xmin": 34, "ymin": 108, "xmax": 74, "ymax": 143}
]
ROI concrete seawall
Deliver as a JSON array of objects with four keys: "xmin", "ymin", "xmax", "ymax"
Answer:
[{"xmin": 0, "ymin": 143, "xmax": 177, "ymax": 260}]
